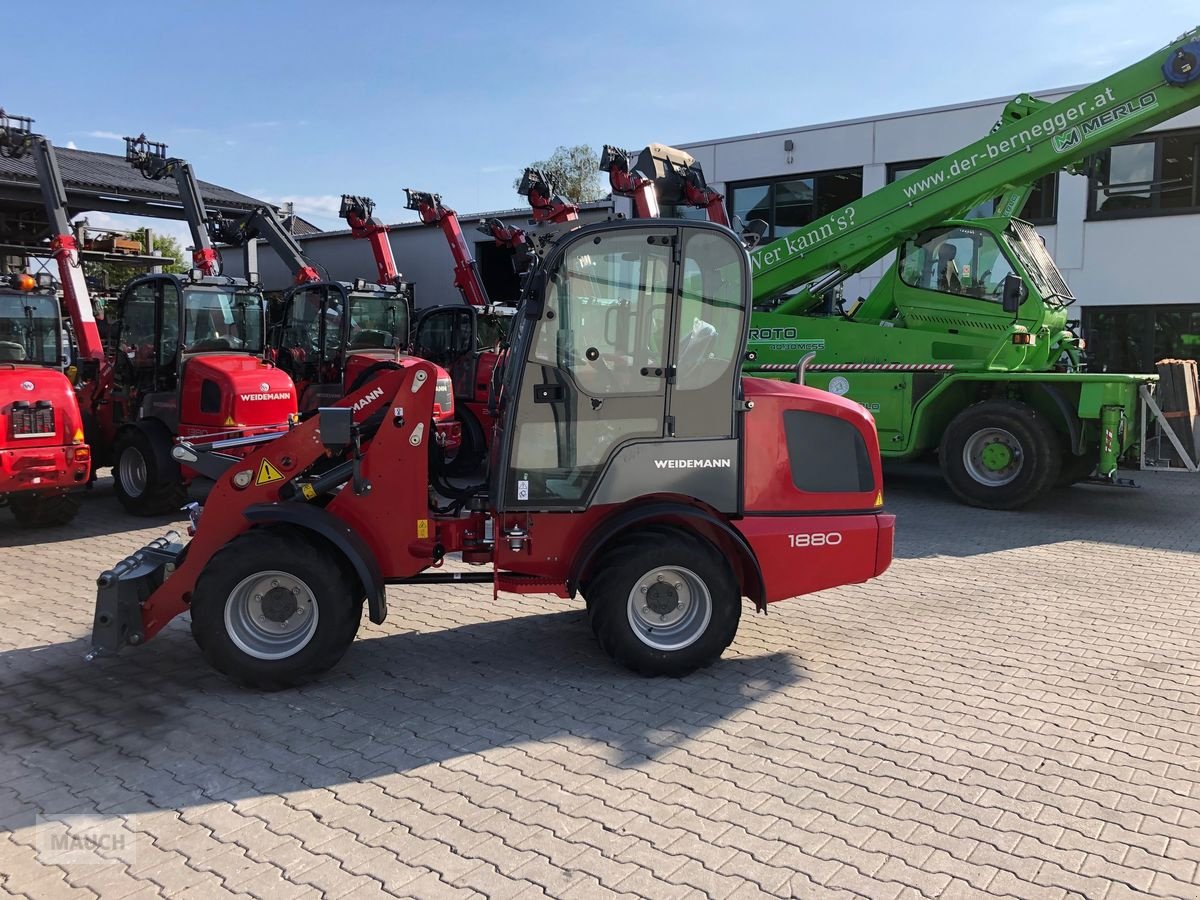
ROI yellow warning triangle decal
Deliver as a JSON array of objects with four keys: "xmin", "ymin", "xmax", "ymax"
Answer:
[
  {"xmin": 224, "ymin": 415, "xmax": 237, "ymax": 426},
  {"xmin": 255, "ymin": 458, "xmax": 285, "ymax": 486}
]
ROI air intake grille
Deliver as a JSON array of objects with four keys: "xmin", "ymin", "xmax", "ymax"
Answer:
[{"xmin": 11, "ymin": 402, "xmax": 55, "ymax": 439}]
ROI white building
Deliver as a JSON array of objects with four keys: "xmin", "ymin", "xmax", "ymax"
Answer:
[{"xmin": 677, "ymin": 89, "xmax": 1200, "ymax": 373}]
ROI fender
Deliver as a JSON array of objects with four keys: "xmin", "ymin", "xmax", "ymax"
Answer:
[
  {"xmin": 242, "ymin": 502, "xmax": 387, "ymax": 624},
  {"xmin": 1025, "ymin": 381, "xmax": 1084, "ymax": 455},
  {"xmin": 569, "ymin": 500, "xmax": 767, "ymax": 611}
]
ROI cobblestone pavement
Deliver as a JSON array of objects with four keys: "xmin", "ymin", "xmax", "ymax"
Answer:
[{"xmin": 1, "ymin": 468, "xmax": 1198, "ymax": 899}]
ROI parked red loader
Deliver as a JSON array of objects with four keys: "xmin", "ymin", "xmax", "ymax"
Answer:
[{"xmin": 92, "ymin": 215, "xmax": 894, "ymax": 688}]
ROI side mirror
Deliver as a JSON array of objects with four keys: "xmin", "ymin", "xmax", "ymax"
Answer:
[
  {"xmin": 317, "ymin": 406, "xmax": 353, "ymax": 451},
  {"xmin": 1001, "ymin": 273, "xmax": 1025, "ymax": 314},
  {"xmin": 741, "ymin": 219, "xmax": 768, "ymax": 249}
]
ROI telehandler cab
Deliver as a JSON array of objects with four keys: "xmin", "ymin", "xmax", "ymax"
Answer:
[{"xmin": 92, "ymin": 217, "xmax": 895, "ymax": 688}]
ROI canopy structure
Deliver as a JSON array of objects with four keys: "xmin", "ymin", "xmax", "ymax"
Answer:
[{"xmin": 0, "ymin": 145, "xmax": 317, "ymax": 260}]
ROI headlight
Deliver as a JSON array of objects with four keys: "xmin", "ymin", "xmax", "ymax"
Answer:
[{"xmin": 434, "ymin": 374, "xmax": 454, "ymax": 419}]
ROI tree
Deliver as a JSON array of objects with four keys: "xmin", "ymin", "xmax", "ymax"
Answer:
[
  {"xmin": 84, "ymin": 227, "xmax": 188, "ymax": 292},
  {"xmin": 515, "ymin": 144, "xmax": 604, "ymax": 205}
]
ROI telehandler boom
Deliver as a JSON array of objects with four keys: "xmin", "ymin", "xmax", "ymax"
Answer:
[{"xmin": 634, "ymin": 28, "xmax": 1200, "ymax": 509}]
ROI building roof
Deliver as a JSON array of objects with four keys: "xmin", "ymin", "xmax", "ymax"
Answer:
[
  {"xmin": 0, "ymin": 144, "xmax": 322, "ymax": 249},
  {"xmin": 675, "ymin": 85, "xmax": 1082, "ymax": 150}
]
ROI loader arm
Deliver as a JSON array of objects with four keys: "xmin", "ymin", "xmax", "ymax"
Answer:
[
  {"xmin": 0, "ymin": 111, "xmax": 104, "ymax": 365},
  {"xmin": 404, "ymin": 189, "xmax": 490, "ymax": 307},
  {"xmin": 339, "ymin": 194, "xmax": 403, "ymax": 286},
  {"xmin": 124, "ymin": 135, "xmax": 220, "ymax": 276},
  {"xmin": 210, "ymin": 206, "xmax": 321, "ymax": 285}
]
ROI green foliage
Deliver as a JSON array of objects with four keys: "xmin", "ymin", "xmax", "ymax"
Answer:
[
  {"xmin": 84, "ymin": 227, "xmax": 188, "ymax": 292},
  {"xmin": 515, "ymin": 144, "xmax": 604, "ymax": 205}
]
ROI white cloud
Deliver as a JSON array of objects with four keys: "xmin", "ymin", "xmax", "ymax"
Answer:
[
  {"xmin": 66, "ymin": 140, "xmax": 77, "ymax": 150},
  {"xmin": 86, "ymin": 130, "xmax": 124, "ymax": 141}
]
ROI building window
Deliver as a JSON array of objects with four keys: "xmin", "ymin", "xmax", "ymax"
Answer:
[
  {"xmin": 1082, "ymin": 304, "xmax": 1200, "ymax": 373},
  {"xmin": 887, "ymin": 159, "xmax": 1058, "ymax": 225},
  {"xmin": 1088, "ymin": 128, "xmax": 1200, "ymax": 219},
  {"xmin": 726, "ymin": 168, "xmax": 863, "ymax": 241}
]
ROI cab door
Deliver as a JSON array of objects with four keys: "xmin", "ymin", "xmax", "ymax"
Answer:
[{"xmin": 414, "ymin": 305, "xmax": 477, "ymax": 399}]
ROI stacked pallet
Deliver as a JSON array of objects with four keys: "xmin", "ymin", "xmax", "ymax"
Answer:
[{"xmin": 1155, "ymin": 358, "xmax": 1200, "ymax": 466}]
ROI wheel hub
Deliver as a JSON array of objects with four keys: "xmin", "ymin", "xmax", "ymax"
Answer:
[
  {"xmin": 981, "ymin": 441, "xmax": 1014, "ymax": 472},
  {"xmin": 260, "ymin": 587, "xmax": 298, "ymax": 623},
  {"xmin": 645, "ymin": 581, "xmax": 679, "ymax": 616},
  {"xmin": 224, "ymin": 571, "xmax": 319, "ymax": 661}
]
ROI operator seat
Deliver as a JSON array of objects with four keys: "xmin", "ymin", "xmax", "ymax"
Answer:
[
  {"xmin": 0, "ymin": 341, "xmax": 25, "ymax": 361},
  {"xmin": 937, "ymin": 243, "xmax": 962, "ymax": 293}
]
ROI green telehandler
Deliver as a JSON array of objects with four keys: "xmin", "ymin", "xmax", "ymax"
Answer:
[{"xmin": 739, "ymin": 26, "xmax": 1200, "ymax": 508}]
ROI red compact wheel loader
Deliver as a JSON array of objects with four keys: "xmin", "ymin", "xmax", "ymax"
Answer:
[{"xmin": 92, "ymin": 215, "xmax": 895, "ymax": 688}]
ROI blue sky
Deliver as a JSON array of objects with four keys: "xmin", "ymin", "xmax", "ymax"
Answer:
[{"xmin": 7, "ymin": 0, "xmax": 1196, "ymax": 246}]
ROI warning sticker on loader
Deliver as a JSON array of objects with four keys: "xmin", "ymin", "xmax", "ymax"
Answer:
[
  {"xmin": 416, "ymin": 519, "xmax": 429, "ymax": 539},
  {"xmin": 255, "ymin": 459, "xmax": 285, "ymax": 486}
]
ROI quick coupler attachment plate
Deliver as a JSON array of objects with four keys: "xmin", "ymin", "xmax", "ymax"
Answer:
[{"xmin": 90, "ymin": 532, "xmax": 185, "ymax": 657}]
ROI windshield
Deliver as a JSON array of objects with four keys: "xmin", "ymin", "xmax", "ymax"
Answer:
[
  {"xmin": 0, "ymin": 293, "xmax": 61, "ymax": 366},
  {"xmin": 345, "ymin": 292, "xmax": 409, "ymax": 350},
  {"xmin": 182, "ymin": 288, "xmax": 265, "ymax": 353},
  {"xmin": 477, "ymin": 309, "xmax": 515, "ymax": 350},
  {"xmin": 1006, "ymin": 221, "xmax": 1074, "ymax": 305}
]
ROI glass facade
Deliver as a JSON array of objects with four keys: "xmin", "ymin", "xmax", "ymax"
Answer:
[
  {"xmin": 1089, "ymin": 127, "xmax": 1200, "ymax": 218},
  {"xmin": 1082, "ymin": 304, "xmax": 1200, "ymax": 373},
  {"xmin": 726, "ymin": 169, "xmax": 863, "ymax": 241}
]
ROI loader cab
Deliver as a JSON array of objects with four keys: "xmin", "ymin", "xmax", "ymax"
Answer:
[
  {"xmin": 494, "ymin": 219, "xmax": 749, "ymax": 511},
  {"xmin": 105, "ymin": 273, "xmax": 293, "ymax": 437},
  {"xmin": 274, "ymin": 280, "xmax": 412, "ymax": 409},
  {"xmin": 412, "ymin": 303, "xmax": 517, "ymax": 403},
  {"xmin": 0, "ymin": 274, "xmax": 63, "ymax": 368},
  {"xmin": 884, "ymin": 217, "xmax": 1074, "ymax": 369}
]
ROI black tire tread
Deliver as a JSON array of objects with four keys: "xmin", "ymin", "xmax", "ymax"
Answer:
[
  {"xmin": 189, "ymin": 527, "xmax": 363, "ymax": 690},
  {"xmin": 586, "ymin": 529, "xmax": 740, "ymax": 677},
  {"xmin": 9, "ymin": 492, "xmax": 80, "ymax": 527},
  {"xmin": 112, "ymin": 428, "xmax": 186, "ymax": 516},
  {"xmin": 939, "ymin": 399, "xmax": 1061, "ymax": 510}
]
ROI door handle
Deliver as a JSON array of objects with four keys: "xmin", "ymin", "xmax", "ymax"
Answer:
[{"xmin": 534, "ymin": 384, "xmax": 565, "ymax": 403}]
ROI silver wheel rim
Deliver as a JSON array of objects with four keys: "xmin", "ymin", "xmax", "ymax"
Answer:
[
  {"xmin": 118, "ymin": 446, "xmax": 148, "ymax": 498},
  {"xmin": 224, "ymin": 570, "xmax": 320, "ymax": 660},
  {"xmin": 627, "ymin": 565, "xmax": 712, "ymax": 652},
  {"xmin": 962, "ymin": 426, "xmax": 1023, "ymax": 487}
]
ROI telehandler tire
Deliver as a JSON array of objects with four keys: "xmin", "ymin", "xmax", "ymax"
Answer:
[
  {"xmin": 443, "ymin": 409, "xmax": 487, "ymax": 477},
  {"xmin": 190, "ymin": 528, "xmax": 364, "ymax": 690},
  {"xmin": 939, "ymin": 400, "xmax": 1061, "ymax": 509},
  {"xmin": 9, "ymin": 492, "xmax": 80, "ymax": 527},
  {"xmin": 586, "ymin": 529, "xmax": 740, "ymax": 677}
]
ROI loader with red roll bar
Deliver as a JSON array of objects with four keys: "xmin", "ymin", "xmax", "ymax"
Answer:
[{"xmin": 91, "ymin": 213, "xmax": 895, "ymax": 688}]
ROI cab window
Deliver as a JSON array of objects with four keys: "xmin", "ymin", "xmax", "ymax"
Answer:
[{"xmin": 900, "ymin": 227, "xmax": 1017, "ymax": 302}]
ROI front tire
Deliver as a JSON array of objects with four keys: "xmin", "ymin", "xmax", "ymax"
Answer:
[
  {"xmin": 9, "ymin": 492, "xmax": 80, "ymax": 527},
  {"xmin": 939, "ymin": 400, "xmax": 1061, "ymax": 509},
  {"xmin": 112, "ymin": 427, "xmax": 186, "ymax": 516},
  {"xmin": 586, "ymin": 530, "xmax": 741, "ymax": 677},
  {"xmin": 190, "ymin": 529, "xmax": 364, "ymax": 689},
  {"xmin": 442, "ymin": 408, "xmax": 487, "ymax": 476}
]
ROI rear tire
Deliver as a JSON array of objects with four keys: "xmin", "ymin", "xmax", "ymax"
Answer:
[
  {"xmin": 939, "ymin": 400, "xmax": 1061, "ymax": 510},
  {"xmin": 1057, "ymin": 451, "xmax": 1096, "ymax": 487},
  {"xmin": 9, "ymin": 492, "xmax": 80, "ymax": 527},
  {"xmin": 189, "ymin": 529, "xmax": 364, "ymax": 689},
  {"xmin": 112, "ymin": 427, "xmax": 186, "ymax": 516},
  {"xmin": 586, "ymin": 529, "xmax": 740, "ymax": 677}
]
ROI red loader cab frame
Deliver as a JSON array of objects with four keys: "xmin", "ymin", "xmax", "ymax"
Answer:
[
  {"xmin": 93, "ymin": 272, "xmax": 297, "ymax": 515},
  {"xmin": 92, "ymin": 217, "xmax": 895, "ymax": 689}
]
